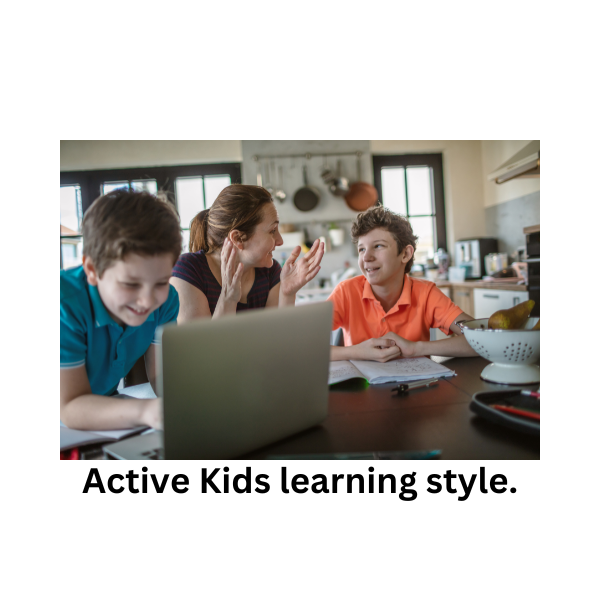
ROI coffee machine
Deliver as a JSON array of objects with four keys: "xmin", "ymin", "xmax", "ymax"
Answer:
[{"xmin": 454, "ymin": 238, "xmax": 498, "ymax": 279}]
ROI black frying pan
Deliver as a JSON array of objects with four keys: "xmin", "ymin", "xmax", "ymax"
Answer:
[{"xmin": 293, "ymin": 165, "xmax": 320, "ymax": 211}]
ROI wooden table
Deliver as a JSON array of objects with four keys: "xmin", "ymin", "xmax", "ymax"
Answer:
[{"xmin": 243, "ymin": 357, "xmax": 540, "ymax": 460}]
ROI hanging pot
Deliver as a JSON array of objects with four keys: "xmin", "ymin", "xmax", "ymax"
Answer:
[
  {"xmin": 293, "ymin": 165, "xmax": 320, "ymax": 211},
  {"xmin": 329, "ymin": 159, "xmax": 350, "ymax": 197},
  {"xmin": 344, "ymin": 152, "xmax": 378, "ymax": 212}
]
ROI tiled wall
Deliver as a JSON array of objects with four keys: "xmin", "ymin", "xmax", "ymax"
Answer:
[{"xmin": 485, "ymin": 191, "xmax": 540, "ymax": 258}]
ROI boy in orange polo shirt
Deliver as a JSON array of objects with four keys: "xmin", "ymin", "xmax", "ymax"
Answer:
[{"xmin": 328, "ymin": 206, "xmax": 478, "ymax": 362}]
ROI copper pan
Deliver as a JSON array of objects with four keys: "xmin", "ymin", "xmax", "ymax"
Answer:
[{"xmin": 344, "ymin": 152, "xmax": 378, "ymax": 212}]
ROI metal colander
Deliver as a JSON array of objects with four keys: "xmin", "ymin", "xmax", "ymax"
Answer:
[{"xmin": 461, "ymin": 318, "xmax": 540, "ymax": 385}]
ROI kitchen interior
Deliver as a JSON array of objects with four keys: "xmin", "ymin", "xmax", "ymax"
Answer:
[{"xmin": 60, "ymin": 140, "xmax": 540, "ymax": 338}]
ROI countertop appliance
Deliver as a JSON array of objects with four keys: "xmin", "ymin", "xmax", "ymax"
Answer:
[
  {"xmin": 523, "ymin": 225, "xmax": 540, "ymax": 317},
  {"xmin": 455, "ymin": 238, "xmax": 498, "ymax": 279}
]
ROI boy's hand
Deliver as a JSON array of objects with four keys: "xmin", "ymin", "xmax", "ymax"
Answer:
[
  {"xmin": 355, "ymin": 337, "xmax": 402, "ymax": 362},
  {"xmin": 141, "ymin": 397, "xmax": 163, "ymax": 430},
  {"xmin": 382, "ymin": 332, "xmax": 420, "ymax": 358}
]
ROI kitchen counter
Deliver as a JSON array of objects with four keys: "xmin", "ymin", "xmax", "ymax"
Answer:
[
  {"xmin": 433, "ymin": 279, "xmax": 527, "ymax": 292},
  {"xmin": 296, "ymin": 279, "xmax": 528, "ymax": 305}
]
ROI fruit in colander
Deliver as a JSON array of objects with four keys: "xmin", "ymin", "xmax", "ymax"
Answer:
[{"xmin": 488, "ymin": 300, "xmax": 535, "ymax": 330}]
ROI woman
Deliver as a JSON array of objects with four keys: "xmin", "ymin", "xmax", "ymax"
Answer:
[{"xmin": 170, "ymin": 184, "xmax": 324, "ymax": 322}]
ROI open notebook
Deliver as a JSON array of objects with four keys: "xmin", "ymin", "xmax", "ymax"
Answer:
[
  {"xmin": 328, "ymin": 356, "xmax": 456, "ymax": 385},
  {"xmin": 60, "ymin": 382, "xmax": 157, "ymax": 451}
]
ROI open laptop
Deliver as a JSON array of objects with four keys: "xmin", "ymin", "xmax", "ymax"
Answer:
[{"xmin": 104, "ymin": 301, "xmax": 333, "ymax": 459}]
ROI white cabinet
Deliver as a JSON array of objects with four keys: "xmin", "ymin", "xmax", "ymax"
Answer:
[{"xmin": 474, "ymin": 288, "xmax": 529, "ymax": 319}]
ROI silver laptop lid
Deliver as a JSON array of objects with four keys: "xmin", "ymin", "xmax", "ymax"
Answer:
[{"xmin": 158, "ymin": 301, "xmax": 333, "ymax": 459}]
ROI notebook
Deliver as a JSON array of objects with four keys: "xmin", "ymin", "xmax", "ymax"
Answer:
[
  {"xmin": 104, "ymin": 302, "xmax": 333, "ymax": 460},
  {"xmin": 59, "ymin": 382, "xmax": 156, "ymax": 451},
  {"xmin": 328, "ymin": 356, "xmax": 456, "ymax": 385}
]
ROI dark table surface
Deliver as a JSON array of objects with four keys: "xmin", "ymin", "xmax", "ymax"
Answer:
[{"xmin": 243, "ymin": 357, "xmax": 540, "ymax": 460}]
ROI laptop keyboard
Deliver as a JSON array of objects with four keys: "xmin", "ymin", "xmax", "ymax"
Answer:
[{"xmin": 140, "ymin": 448, "xmax": 164, "ymax": 460}]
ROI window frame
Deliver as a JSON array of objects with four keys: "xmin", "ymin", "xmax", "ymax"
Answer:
[
  {"xmin": 372, "ymin": 153, "xmax": 447, "ymax": 253},
  {"xmin": 60, "ymin": 162, "xmax": 242, "ymax": 216},
  {"xmin": 60, "ymin": 163, "xmax": 241, "ymax": 268}
]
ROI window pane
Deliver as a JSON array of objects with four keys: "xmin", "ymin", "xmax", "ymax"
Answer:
[
  {"xmin": 60, "ymin": 185, "xmax": 82, "ymax": 232},
  {"xmin": 381, "ymin": 167, "xmax": 406, "ymax": 214},
  {"xmin": 204, "ymin": 175, "xmax": 231, "ymax": 209},
  {"xmin": 61, "ymin": 239, "xmax": 83, "ymax": 270},
  {"xmin": 181, "ymin": 229, "xmax": 191, "ymax": 254},
  {"xmin": 409, "ymin": 216, "xmax": 435, "ymax": 263},
  {"xmin": 407, "ymin": 167, "xmax": 433, "ymax": 216},
  {"xmin": 175, "ymin": 177, "xmax": 204, "ymax": 228},
  {"xmin": 131, "ymin": 179, "xmax": 158, "ymax": 194},
  {"xmin": 103, "ymin": 181, "xmax": 130, "ymax": 194}
]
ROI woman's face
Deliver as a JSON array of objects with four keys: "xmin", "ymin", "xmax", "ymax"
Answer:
[{"xmin": 236, "ymin": 203, "xmax": 283, "ymax": 268}]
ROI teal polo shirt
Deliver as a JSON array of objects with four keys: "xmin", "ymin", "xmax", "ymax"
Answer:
[{"xmin": 60, "ymin": 266, "xmax": 179, "ymax": 396}]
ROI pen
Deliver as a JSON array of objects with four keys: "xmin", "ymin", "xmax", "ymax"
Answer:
[
  {"xmin": 521, "ymin": 390, "xmax": 540, "ymax": 399},
  {"xmin": 490, "ymin": 404, "xmax": 540, "ymax": 421},
  {"xmin": 393, "ymin": 378, "xmax": 439, "ymax": 394}
]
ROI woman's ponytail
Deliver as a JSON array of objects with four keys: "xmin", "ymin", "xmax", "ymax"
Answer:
[{"xmin": 189, "ymin": 209, "xmax": 210, "ymax": 253}]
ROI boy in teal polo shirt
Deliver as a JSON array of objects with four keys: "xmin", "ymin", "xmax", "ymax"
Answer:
[{"xmin": 60, "ymin": 188, "xmax": 182, "ymax": 430}]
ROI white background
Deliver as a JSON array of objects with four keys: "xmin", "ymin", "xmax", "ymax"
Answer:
[{"xmin": 3, "ymin": 1, "xmax": 598, "ymax": 598}]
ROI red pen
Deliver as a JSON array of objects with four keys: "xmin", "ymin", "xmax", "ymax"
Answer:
[
  {"xmin": 490, "ymin": 404, "xmax": 540, "ymax": 421},
  {"xmin": 521, "ymin": 390, "xmax": 540, "ymax": 399}
]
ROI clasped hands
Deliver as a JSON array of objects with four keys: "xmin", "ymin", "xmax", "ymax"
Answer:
[{"xmin": 356, "ymin": 332, "xmax": 419, "ymax": 363}]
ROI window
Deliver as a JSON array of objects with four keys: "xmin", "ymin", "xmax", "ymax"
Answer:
[
  {"xmin": 60, "ymin": 184, "xmax": 83, "ymax": 269},
  {"xmin": 175, "ymin": 174, "xmax": 233, "ymax": 251},
  {"xmin": 60, "ymin": 163, "xmax": 241, "ymax": 267},
  {"xmin": 372, "ymin": 154, "xmax": 447, "ymax": 265}
]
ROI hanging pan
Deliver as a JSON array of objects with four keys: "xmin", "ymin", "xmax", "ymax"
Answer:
[
  {"xmin": 344, "ymin": 151, "xmax": 378, "ymax": 212},
  {"xmin": 293, "ymin": 165, "xmax": 320, "ymax": 211}
]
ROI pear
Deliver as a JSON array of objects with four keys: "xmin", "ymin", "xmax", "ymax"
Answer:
[
  {"xmin": 532, "ymin": 319, "xmax": 540, "ymax": 330},
  {"xmin": 488, "ymin": 300, "xmax": 535, "ymax": 330}
]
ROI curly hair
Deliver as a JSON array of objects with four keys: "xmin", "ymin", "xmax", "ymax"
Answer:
[{"xmin": 351, "ymin": 205, "xmax": 418, "ymax": 273}]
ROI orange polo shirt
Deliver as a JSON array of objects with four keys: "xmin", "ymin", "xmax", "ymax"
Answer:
[{"xmin": 328, "ymin": 274, "xmax": 463, "ymax": 346}]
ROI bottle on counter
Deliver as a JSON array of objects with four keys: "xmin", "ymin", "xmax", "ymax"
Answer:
[{"xmin": 434, "ymin": 248, "xmax": 449, "ymax": 279}]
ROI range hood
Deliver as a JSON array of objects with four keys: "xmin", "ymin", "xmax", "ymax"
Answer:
[{"xmin": 488, "ymin": 140, "xmax": 540, "ymax": 184}]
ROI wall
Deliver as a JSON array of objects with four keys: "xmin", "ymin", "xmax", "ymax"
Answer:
[
  {"xmin": 60, "ymin": 140, "xmax": 242, "ymax": 171},
  {"xmin": 370, "ymin": 140, "xmax": 486, "ymax": 257},
  {"xmin": 485, "ymin": 191, "xmax": 540, "ymax": 256}
]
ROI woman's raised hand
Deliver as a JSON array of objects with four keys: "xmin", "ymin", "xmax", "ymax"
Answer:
[
  {"xmin": 220, "ymin": 239, "xmax": 244, "ymax": 306},
  {"xmin": 280, "ymin": 240, "xmax": 325, "ymax": 298}
]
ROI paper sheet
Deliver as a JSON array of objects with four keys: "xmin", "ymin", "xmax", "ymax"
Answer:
[
  {"xmin": 351, "ymin": 357, "xmax": 455, "ymax": 384},
  {"xmin": 328, "ymin": 361, "xmax": 365, "ymax": 385}
]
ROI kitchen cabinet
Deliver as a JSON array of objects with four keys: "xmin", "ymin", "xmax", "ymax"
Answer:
[
  {"xmin": 473, "ymin": 289, "xmax": 529, "ymax": 319},
  {"xmin": 452, "ymin": 286, "xmax": 474, "ymax": 317}
]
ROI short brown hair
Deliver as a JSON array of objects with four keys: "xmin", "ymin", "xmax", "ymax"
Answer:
[
  {"xmin": 351, "ymin": 205, "xmax": 419, "ymax": 273},
  {"xmin": 82, "ymin": 188, "xmax": 182, "ymax": 277},
  {"xmin": 189, "ymin": 184, "xmax": 273, "ymax": 253}
]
